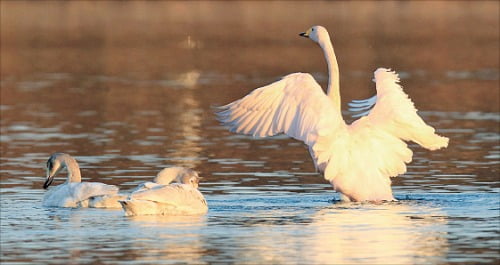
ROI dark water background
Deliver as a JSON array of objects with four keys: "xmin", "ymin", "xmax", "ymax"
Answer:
[{"xmin": 1, "ymin": 1, "xmax": 499, "ymax": 264}]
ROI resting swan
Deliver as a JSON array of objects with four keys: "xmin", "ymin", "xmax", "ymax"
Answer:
[
  {"xmin": 120, "ymin": 167, "xmax": 208, "ymax": 216},
  {"xmin": 216, "ymin": 25, "xmax": 449, "ymax": 202},
  {"xmin": 42, "ymin": 153, "xmax": 123, "ymax": 208}
]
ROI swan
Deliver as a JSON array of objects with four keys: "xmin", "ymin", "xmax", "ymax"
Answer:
[
  {"xmin": 216, "ymin": 25, "xmax": 449, "ymax": 202},
  {"xmin": 42, "ymin": 153, "xmax": 124, "ymax": 208},
  {"xmin": 120, "ymin": 167, "xmax": 208, "ymax": 216}
]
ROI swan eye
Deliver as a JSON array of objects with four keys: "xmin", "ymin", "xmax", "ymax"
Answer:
[{"xmin": 311, "ymin": 28, "xmax": 314, "ymax": 31}]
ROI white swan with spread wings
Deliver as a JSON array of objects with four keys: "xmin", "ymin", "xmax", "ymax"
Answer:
[{"xmin": 216, "ymin": 25, "xmax": 448, "ymax": 202}]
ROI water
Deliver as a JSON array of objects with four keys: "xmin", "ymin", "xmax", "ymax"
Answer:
[{"xmin": 1, "ymin": 1, "xmax": 499, "ymax": 264}]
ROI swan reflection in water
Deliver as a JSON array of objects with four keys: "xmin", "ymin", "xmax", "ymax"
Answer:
[
  {"xmin": 125, "ymin": 214, "xmax": 208, "ymax": 264},
  {"xmin": 305, "ymin": 202, "xmax": 448, "ymax": 264},
  {"xmin": 225, "ymin": 202, "xmax": 448, "ymax": 264}
]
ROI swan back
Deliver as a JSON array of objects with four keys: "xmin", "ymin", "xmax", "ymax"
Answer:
[{"xmin": 121, "ymin": 184, "xmax": 208, "ymax": 216}]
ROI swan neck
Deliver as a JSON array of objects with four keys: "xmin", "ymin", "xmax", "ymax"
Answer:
[
  {"xmin": 319, "ymin": 38, "xmax": 341, "ymax": 112},
  {"xmin": 63, "ymin": 156, "xmax": 81, "ymax": 183}
]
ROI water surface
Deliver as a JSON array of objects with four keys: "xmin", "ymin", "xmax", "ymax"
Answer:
[{"xmin": 1, "ymin": 1, "xmax": 499, "ymax": 264}]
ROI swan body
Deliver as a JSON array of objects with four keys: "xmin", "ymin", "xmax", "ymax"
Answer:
[
  {"xmin": 216, "ymin": 26, "xmax": 448, "ymax": 202},
  {"xmin": 42, "ymin": 153, "xmax": 123, "ymax": 208},
  {"xmin": 120, "ymin": 167, "xmax": 208, "ymax": 216}
]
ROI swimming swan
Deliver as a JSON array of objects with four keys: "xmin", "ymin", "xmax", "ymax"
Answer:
[
  {"xmin": 216, "ymin": 25, "xmax": 449, "ymax": 202},
  {"xmin": 120, "ymin": 167, "xmax": 208, "ymax": 216},
  {"xmin": 42, "ymin": 153, "xmax": 123, "ymax": 208}
]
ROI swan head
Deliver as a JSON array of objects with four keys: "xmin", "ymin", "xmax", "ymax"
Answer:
[
  {"xmin": 299, "ymin": 25, "xmax": 330, "ymax": 44},
  {"xmin": 155, "ymin": 167, "xmax": 201, "ymax": 188},
  {"xmin": 43, "ymin": 153, "xmax": 65, "ymax": 189},
  {"xmin": 178, "ymin": 171, "xmax": 202, "ymax": 189},
  {"xmin": 43, "ymin": 153, "xmax": 81, "ymax": 189}
]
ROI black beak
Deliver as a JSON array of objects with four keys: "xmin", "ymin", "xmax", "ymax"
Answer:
[
  {"xmin": 299, "ymin": 32, "xmax": 308, "ymax": 38},
  {"xmin": 43, "ymin": 176, "xmax": 54, "ymax": 189}
]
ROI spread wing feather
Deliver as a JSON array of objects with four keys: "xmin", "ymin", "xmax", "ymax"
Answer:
[
  {"xmin": 216, "ymin": 73, "xmax": 343, "ymax": 147},
  {"xmin": 361, "ymin": 68, "xmax": 449, "ymax": 150}
]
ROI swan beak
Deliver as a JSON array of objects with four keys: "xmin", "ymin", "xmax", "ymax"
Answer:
[
  {"xmin": 299, "ymin": 32, "xmax": 309, "ymax": 38},
  {"xmin": 44, "ymin": 157, "xmax": 62, "ymax": 189},
  {"xmin": 43, "ymin": 175, "xmax": 54, "ymax": 189},
  {"xmin": 43, "ymin": 164, "xmax": 57, "ymax": 189}
]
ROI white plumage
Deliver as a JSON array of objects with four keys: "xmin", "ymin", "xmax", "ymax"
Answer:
[
  {"xmin": 42, "ymin": 153, "xmax": 123, "ymax": 208},
  {"xmin": 129, "ymin": 167, "xmax": 197, "ymax": 193},
  {"xmin": 216, "ymin": 25, "xmax": 448, "ymax": 202},
  {"xmin": 120, "ymin": 167, "xmax": 208, "ymax": 216}
]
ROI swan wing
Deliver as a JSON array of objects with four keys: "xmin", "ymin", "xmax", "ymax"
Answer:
[
  {"xmin": 216, "ymin": 72, "xmax": 344, "ymax": 147},
  {"xmin": 361, "ymin": 68, "xmax": 449, "ymax": 150},
  {"xmin": 279, "ymin": 69, "xmax": 447, "ymax": 201},
  {"xmin": 130, "ymin": 181, "xmax": 161, "ymax": 193},
  {"xmin": 129, "ymin": 184, "xmax": 207, "ymax": 207},
  {"xmin": 314, "ymin": 68, "xmax": 449, "ymax": 200},
  {"xmin": 43, "ymin": 182, "xmax": 119, "ymax": 207},
  {"xmin": 69, "ymin": 182, "xmax": 119, "ymax": 203}
]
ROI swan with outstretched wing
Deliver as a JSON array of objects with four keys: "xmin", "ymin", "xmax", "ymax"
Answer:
[{"xmin": 216, "ymin": 25, "xmax": 448, "ymax": 202}]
